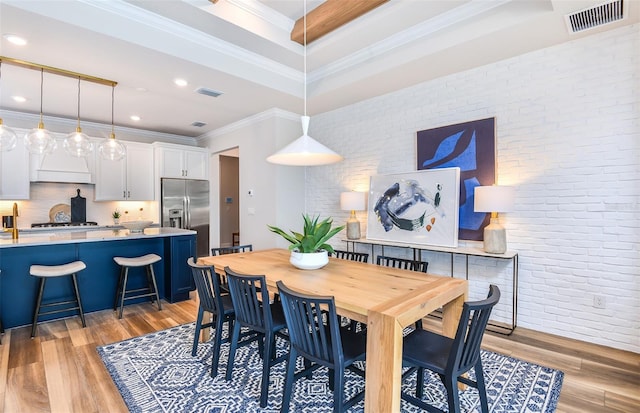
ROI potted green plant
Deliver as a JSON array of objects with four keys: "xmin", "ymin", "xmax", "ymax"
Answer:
[
  {"xmin": 268, "ymin": 214, "xmax": 344, "ymax": 270},
  {"xmin": 112, "ymin": 209, "xmax": 121, "ymax": 225}
]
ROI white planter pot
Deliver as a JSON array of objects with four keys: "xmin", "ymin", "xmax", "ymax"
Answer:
[{"xmin": 290, "ymin": 250, "xmax": 329, "ymax": 270}]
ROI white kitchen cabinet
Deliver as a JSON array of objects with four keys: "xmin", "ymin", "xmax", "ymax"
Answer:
[
  {"xmin": 0, "ymin": 138, "xmax": 30, "ymax": 200},
  {"xmin": 154, "ymin": 143, "xmax": 208, "ymax": 180},
  {"xmin": 95, "ymin": 141, "xmax": 154, "ymax": 201}
]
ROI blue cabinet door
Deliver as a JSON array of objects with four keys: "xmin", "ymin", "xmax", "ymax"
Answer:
[{"xmin": 166, "ymin": 235, "xmax": 196, "ymax": 302}]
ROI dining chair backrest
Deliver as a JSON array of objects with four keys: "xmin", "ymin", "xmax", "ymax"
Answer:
[
  {"xmin": 187, "ymin": 257, "xmax": 237, "ymax": 377},
  {"xmin": 211, "ymin": 244, "xmax": 253, "ymax": 256},
  {"xmin": 187, "ymin": 257, "xmax": 225, "ymax": 315},
  {"xmin": 277, "ymin": 280, "xmax": 343, "ymax": 365},
  {"xmin": 331, "ymin": 249, "xmax": 369, "ymax": 263},
  {"xmin": 376, "ymin": 255, "xmax": 428, "ymax": 273},
  {"xmin": 449, "ymin": 285, "xmax": 501, "ymax": 375},
  {"xmin": 224, "ymin": 266, "xmax": 272, "ymax": 334}
]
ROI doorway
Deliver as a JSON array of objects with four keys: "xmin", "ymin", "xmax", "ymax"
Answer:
[{"xmin": 219, "ymin": 149, "xmax": 239, "ymax": 247}]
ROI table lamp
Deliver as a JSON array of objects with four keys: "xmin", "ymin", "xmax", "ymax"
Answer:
[
  {"xmin": 474, "ymin": 185, "xmax": 515, "ymax": 254},
  {"xmin": 340, "ymin": 191, "xmax": 366, "ymax": 240}
]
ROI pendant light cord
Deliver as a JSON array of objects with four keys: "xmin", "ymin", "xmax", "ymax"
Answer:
[
  {"xmin": 76, "ymin": 77, "xmax": 81, "ymax": 128},
  {"xmin": 39, "ymin": 68, "xmax": 44, "ymax": 124},
  {"xmin": 303, "ymin": 0, "xmax": 307, "ymax": 117},
  {"xmin": 111, "ymin": 85, "xmax": 115, "ymax": 137}
]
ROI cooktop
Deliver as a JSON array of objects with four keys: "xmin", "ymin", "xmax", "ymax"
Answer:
[{"xmin": 31, "ymin": 221, "xmax": 98, "ymax": 228}]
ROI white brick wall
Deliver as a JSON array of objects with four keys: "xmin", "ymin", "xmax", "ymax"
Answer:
[{"xmin": 305, "ymin": 24, "xmax": 640, "ymax": 353}]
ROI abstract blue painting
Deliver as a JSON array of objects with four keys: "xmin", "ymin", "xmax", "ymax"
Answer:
[
  {"xmin": 417, "ymin": 118, "xmax": 495, "ymax": 241},
  {"xmin": 367, "ymin": 168, "xmax": 460, "ymax": 248}
]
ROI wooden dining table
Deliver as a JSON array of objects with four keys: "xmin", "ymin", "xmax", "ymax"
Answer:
[{"xmin": 199, "ymin": 248, "xmax": 468, "ymax": 412}]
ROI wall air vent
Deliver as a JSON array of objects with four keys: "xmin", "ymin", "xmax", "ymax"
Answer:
[
  {"xmin": 565, "ymin": 0, "xmax": 626, "ymax": 34},
  {"xmin": 195, "ymin": 87, "xmax": 224, "ymax": 98},
  {"xmin": 191, "ymin": 121, "xmax": 207, "ymax": 127}
]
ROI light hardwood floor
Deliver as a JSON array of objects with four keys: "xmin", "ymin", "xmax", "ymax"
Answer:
[{"xmin": 0, "ymin": 297, "xmax": 637, "ymax": 412}]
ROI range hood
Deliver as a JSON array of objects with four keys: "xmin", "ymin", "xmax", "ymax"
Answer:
[{"xmin": 30, "ymin": 138, "xmax": 95, "ymax": 184}]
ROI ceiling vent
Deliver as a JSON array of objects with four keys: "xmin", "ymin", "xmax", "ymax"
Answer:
[
  {"xmin": 195, "ymin": 87, "xmax": 224, "ymax": 98},
  {"xmin": 191, "ymin": 121, "xmax": 207, "ymax": 127},
  {"xmin": 565, "ymin": 0, "xmax": 626, "ymax": 34}
]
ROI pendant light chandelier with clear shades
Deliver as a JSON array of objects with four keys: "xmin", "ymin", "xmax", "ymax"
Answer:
[
  {"xmin": 24, "ymin": 68, "xmax": 56, "ymax": 155},
  {"xmin": 97, "ymin": 85, "xmax": 126, "ymax": 161},
  {"xmin": 0, "ymin": 61, "xmax": 18, "ymax": 152},
  {"xmin": 266, "ymin": 0, "xmax": 343, "ymax": 166},
  {"xmin": 0, "ymin": 56, "xmax": 118, "ymax": 157},
  {"xmin": 63, "ymin": 77, "xmax": 93, "ymax": 157}
]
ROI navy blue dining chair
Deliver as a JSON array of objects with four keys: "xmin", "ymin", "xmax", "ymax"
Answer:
[
  {"xmin": 376, "ymin": 255, "xmax": 428, "ymax": 272},
  {"xmin": 187, "ymin": 258, "xmax": 233, "ymax": 377},
  {"xmin": 401, "ymin": 285, "xmax": 501, "ymax": 413},
  {"xmin": 211, "ymin": 244, "xmax": 253, "ymax": 255},
  {"xmin": 277, "ymin": 280, "xmax": 367, "ymax": 413},
  {"xmin": 224, "ymin": 266, "xmax": 288, "ymax": 408},
  {"xmin": 330, "ymin": 249, "xmax": 369, "ymax": 263}
]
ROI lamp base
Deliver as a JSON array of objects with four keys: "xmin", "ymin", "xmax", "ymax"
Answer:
[
  {"xmin": 346, "ymin": 216, "xmax": 361, "ymax": 240},
  {"xmin": 483, "ymin": 217, "xmax": 507, "ymax": 254}
]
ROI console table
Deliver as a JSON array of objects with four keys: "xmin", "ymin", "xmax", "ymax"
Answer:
[{"xmin": 343, "ymin": 238, "xmax": 518, "ymax": 335}]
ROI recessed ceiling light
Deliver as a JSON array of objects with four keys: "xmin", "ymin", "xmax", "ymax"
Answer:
[
  {"xmin": 174, "ymin": 78, "xmax": 188, "ymax": 87},
  {"xmin": 135, "ymin": 87, "xmax": 147, "ymax": 92},
  {"xmin": 3, "ymin": 34, "xmax": 27, "ymax": 46},
  {"xmin": 130, "ymin": 115, "xmax": 141, "ymax": 121},
  {"xmin": 12, "ymin": 96, "xmax": 26, "ymax": 103}
]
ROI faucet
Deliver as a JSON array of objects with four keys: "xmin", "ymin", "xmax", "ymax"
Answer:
[{"xmin": 3, "ymin": 202, "xmax": 18, "ymax": 240}]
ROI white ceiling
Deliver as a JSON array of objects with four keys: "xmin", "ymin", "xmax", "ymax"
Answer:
[{"xmin": 0, "ymin": 0, "xmax": 637, "ymax": 142}]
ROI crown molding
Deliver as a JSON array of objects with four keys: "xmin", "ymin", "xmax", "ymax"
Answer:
[
  {"xmin": 225, "ymin": 0, "xmax": 294, "ymax": 33},
  {"xmin": 197, "ymin": 108, "xmax": 299, "ymax": 142},
  {"xmin": 308, "ymin": 0, "xmax": 511, "ymax": 82}
]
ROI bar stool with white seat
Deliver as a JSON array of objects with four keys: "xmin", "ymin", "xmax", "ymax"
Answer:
[
  {"xmin": 30, "ymin": 260, "xmax": 87, "ymax": 338},
  {"xmin": 113, "ymin": 253, "xmax": 162, "ymax": 319}
]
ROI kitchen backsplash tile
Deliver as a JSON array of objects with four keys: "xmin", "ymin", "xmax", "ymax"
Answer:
[{"xmin": 0, "ymin": 183, "xmax": 158, "ymax": 228}]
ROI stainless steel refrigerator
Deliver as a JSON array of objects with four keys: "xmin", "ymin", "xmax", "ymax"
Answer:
[{"xmin": 161, "ymin": 178, "xmax": 210, "ymax": 257}]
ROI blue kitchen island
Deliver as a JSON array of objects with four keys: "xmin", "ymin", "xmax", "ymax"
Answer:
[{"xmin": 0, "ymin": 227, "xmax": 196, "ymax": 329}]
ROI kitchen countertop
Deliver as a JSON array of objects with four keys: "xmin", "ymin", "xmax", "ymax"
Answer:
[{"xmin": 0, "ymin": 227, "xmax": 195, "ymax": 248}]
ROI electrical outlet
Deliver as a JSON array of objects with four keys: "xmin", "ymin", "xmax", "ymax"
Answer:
[{"xmin": 593, "ymin": 295, "xmax": 606, "ymax": 309}]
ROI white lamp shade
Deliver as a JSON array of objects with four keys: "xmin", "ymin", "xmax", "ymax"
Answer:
[
  {"xmin": 267, "ymin": 116, "xmax": 343, "ymax": 166},
  {"xmin": 340, "ymin": 191, "xmax": 366, "ymax": 211},
  {"xmin": 474, "ymin": 186, "xmax": 515, "ymax": 213}
]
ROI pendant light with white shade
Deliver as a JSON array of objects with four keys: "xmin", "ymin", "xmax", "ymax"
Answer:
[
  {"xmin": 0, "ymin": 61, "xmax": 18, "ymax": 152},
  {"xmin": 24, "ymin": 68, "xmax": 55, "ymax": 154},
  {"xmin": 97, "ymin": 85, "xmax": 126, "ymax": 161},
  {"xmin": 63, "ymin": 77, "xmax": 93, "ymax": 157},
  {"xmin": 266, "ymin": 0, "xmax": 342, "ymax": 166}
]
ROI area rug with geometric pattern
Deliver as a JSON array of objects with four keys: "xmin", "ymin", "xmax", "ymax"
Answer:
[{"xmin": 97, "ymin": 323, "xmax": 563, "ymax": 412}]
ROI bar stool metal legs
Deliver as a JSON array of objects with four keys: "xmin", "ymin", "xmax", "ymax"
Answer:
[
  {"xmin": 30, "ymin": 261, "xmax": 87, "ymax": 338},
  {"xmin": 113, "ymin": 254, "xmax": 162, "ymax": 319}
]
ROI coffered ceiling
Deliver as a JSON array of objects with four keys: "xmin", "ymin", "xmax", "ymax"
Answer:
[{"xmin": 0, "ymin": 0, "xmax": 637, "ymax": 141}]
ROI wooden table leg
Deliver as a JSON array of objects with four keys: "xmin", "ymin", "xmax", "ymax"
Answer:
[
  {"xmin": 442, "ymin": 293, "xmax": 467, "ymax": 390},
  {"xmin": 441, "ymin": 293, "xmax": 465, "ymax": 338},
  {"xmin": 364, "ymin": 310, "xmax": 403, "ymax": 413}
]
